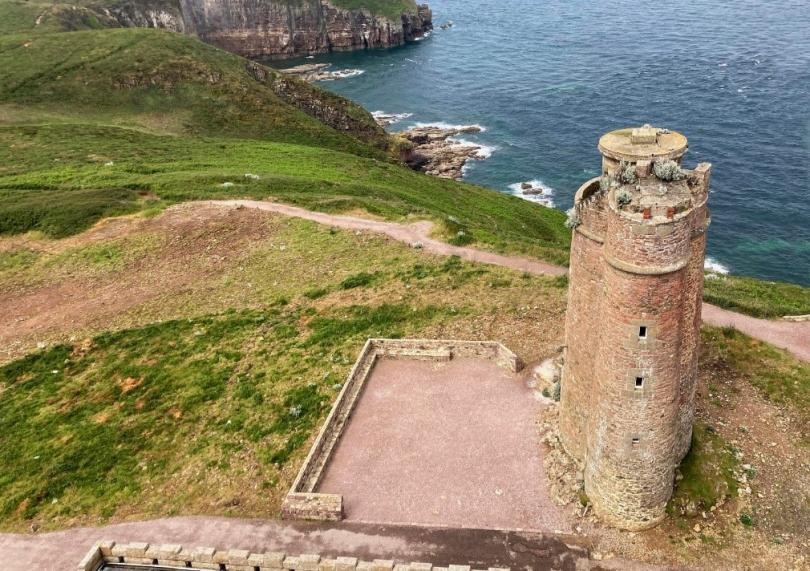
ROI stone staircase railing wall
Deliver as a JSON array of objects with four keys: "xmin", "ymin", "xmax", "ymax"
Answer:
[{"xmin": 78, "ymin": 540, "xmax": 512, "ymax": 571}]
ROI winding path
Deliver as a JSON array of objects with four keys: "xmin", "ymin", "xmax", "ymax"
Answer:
[{"xmin": 211, "ymin": 200, "xmax": 810, "ymax": 362}]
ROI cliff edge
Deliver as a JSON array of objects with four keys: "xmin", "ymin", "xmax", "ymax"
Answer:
[{"xmin": 104, "ymin": 0, "xmax": 432, "ymax": 58}]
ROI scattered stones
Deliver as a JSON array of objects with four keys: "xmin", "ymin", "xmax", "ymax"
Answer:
[
  {"xmin": 518, "ymin": 181, "xmax": 551, "ymax": 196},
  {"xmin": 440, "ymin": 20, "xmax": 454, "ymax": 30}
]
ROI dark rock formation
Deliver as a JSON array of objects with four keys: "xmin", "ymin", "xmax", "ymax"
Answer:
[
  {"xmin": 391, "ymin": 124, "xmax": 490, "ymax": 180},
  {"xmin": 103, "ymin": 0, "xmax": 432, "ymax": 58},
  {"xmin": 245, "ymin": 61, "xmax": 390, "ymax": 150}
]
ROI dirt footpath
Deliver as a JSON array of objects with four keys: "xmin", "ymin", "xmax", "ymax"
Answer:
[{"xmin": 212, "ymin": 200, "xmax": 810, "ymax": 363}]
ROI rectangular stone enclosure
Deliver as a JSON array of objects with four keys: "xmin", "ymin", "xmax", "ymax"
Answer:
[{"xmin": 283, "ymin": 339, "xmax": 567, "ymax": 532}]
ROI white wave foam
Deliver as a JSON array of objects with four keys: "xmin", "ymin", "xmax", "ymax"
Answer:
[
  {"xmin": 453, "ymin": 138, "xmax": 496, "ymax": 159},
  {"xmin": 329, "ymin": 68, "xmax": 365, "ymax": 79},
  {"xmin": 413, "ymin": 121, "xmax": 487, "ymax": 132},
  {"xmin": 371, "ymin": 111, "xmax": 413, "ymax": 125},
  {"xmin": 704, "ymin": 257, "xmax": 729, "ymax": 274},
  {"xmin": 508, "ymin": 179, "xmax": 555, "ymax": 207}
]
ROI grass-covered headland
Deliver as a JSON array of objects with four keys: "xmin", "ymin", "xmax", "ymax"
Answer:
[{"xmin": 0, "ymin": 25, "xmax": 571, "ymax": 263}]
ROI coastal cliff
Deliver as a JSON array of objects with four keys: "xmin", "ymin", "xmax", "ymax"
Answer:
[{"xmin": 103, "ymin": 0, "xmax": 432, "ymax": 58}]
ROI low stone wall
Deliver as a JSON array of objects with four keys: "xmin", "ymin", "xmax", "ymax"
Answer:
[
  {"xmin": 282, "ymin": 339, "xmax": 524, "ymax": 521},
  {"xmin": 79, "ymin": 541, "xmax": 511, "ymax": 571}
]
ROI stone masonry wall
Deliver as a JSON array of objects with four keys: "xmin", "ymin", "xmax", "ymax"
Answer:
[
  {"xmin": 78, "ymin": 541, "xmax": 511, "ymax": 571},
  {"xmin": 560, "ymin": 130, "xmax": 712, "ymax": 530}
]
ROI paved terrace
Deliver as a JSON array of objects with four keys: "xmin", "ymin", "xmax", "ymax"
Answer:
[{"xmin": 317, "ymin": 357, "xmax": 566, "ymax": 532}]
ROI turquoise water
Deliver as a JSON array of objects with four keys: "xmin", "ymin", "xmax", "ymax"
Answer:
[{"xmin": 277, "ymin": 0, "xmax": 810, "ymax": 285}]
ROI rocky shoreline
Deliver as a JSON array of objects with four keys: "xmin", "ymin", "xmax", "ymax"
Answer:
[{"xmin": 386, "ymin": 123, "xmax": 491, "ymax": 180}]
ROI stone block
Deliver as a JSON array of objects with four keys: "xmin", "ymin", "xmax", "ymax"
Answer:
[
  {"xmin": 284, "ymin": 556, "xmax": 301, "ymax": 570},
  {"xmin": 336, "ymin": 556, "xmax": 359, "ymax": 571},
  {"xmin": 448, "ymin": 565, "xmax": 470, "ymax": 571},
  {"xmin": 372, "ymin": 560, "xmax": 394, "ymax": 571},
  {"xmin": 282, "ymin": 493, "xmax": 343, "ymax": 521},
  {"xmin": 110, "ymin": 544, "xmax": 128, "ymax": 558},
  {"xmin": 297, "ymin": 554, "xmax": 322, "ymax": 571},
  {"xmin": 251, "ymin": 552, "xmax": 287, "ymax": 568},
  {"xmin": 227, "ymin": 549, "xmax": 252, "ymax": 565},
  {"xmin": 125, "ymin": 557, "xmax": 153, "ymax": 565},
  {"xmin": 158, "ymin": 544, "xmax": 183, "ymax": 559},
  {"xmin": 357, "ymin": 561, "xmax": 373, "ymax": 571},
  {"xmin": 97, "ymin": 540, "xmax": 116, "ymax": 557},
  {"xmin": 191, "ymin": 546, "xmax": 218, "ymax": 564},
  {"xmin": 319, "ymin": 558, "xmax": 337, "ymax": 571},
  {"xmin": 636, "ymin": 160, "xmax": 651, "ymax": 178},
  {"xmin": 77, "ymin": 545, "xmax": 102, "ymax": 571},
  {"xmin": 409, "ymin": 563, "xmax": 432, "ymax": 571},
  {"xmin": 124, "ymin": 542, "xmax": 150, "ymax": 558}
]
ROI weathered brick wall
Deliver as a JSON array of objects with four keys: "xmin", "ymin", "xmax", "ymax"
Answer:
[
  {"xmin": 560, "ymin": 229, "xmax": 604, "ymax": 461},
  {"xmin": 560, "ymin": 127, "xmax": 711, "ymax": 530},
  {"xmin": 586, "ymin": 262, "xmax": 686, "ymax": 528},
  {"xmin": 78, "ymin": 541, "xmax": 511, "ymax": 571}
]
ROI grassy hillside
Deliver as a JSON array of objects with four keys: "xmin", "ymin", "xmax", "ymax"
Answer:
[
  {"xmin": 0, "ymin": 209, "xmax": 569, "ymax": 530},
  {"xmin": 704, "ymin": 274, "xmax": 810, "ymax": 318},
  {"xmin": 0, "ymin": 27, "xmax": 571, "ymax": 262}
]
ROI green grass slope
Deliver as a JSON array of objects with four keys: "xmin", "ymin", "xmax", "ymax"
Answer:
[{"xmin": 0, "ymin": 27, "xmax": 571, "ymax": 262}]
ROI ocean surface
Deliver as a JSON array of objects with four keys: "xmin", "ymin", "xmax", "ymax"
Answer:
[{"xmin": 277, "ymin": 0, "xmax": 810, "ymax": 285}]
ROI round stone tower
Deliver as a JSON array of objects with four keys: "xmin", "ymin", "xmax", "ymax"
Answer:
[{"xmin": 559, "ymin": 126, "xmax": 711, "ymax": 530}]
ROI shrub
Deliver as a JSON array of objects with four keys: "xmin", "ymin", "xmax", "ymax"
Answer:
[
  {"xmin": 739, "ymin": 512, "xmax": 755, "ymax": 527},
  {"xmin": 653, "ymin": 160, "xmax": 685, "ymax": 181},
  {"xmin": 565, "ymin": 208, "xmax": 581, "ymax": 229},
  {"xmin": 339, "ymin": 272, "xmax": 377, "ymax": 290},
  {"xmin": 616, "ymin": 189, "xmax": 632, "ymax": 207},
  {"xmin": 619, "ymin": 161, "xmax": 637, "ymax": 184}
]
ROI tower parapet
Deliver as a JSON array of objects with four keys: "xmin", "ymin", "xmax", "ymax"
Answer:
[{"xmin": 560, "ymin": 126, "xmax": 710, "ymax": 530}]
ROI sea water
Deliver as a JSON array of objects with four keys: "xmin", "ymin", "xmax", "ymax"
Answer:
[{"xmin": 276, "ymin": 0, "xmax": 810, "ymax": 285}]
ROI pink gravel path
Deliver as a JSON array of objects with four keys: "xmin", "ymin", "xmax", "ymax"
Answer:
[
  {"xmin": 317, "ymin": 357, "xmax": 567, "ymax": 532},
  {"xmin": 208, "ymin": 200, "xmax": 809, "ymax": 363}
]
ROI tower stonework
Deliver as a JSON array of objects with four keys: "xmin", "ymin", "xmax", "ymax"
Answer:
[{"xmin": 560, "ymin": 126, "xmax": 711, "ymax": 530}]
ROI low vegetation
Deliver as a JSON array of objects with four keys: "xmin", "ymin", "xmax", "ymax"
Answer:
[
  {"xmin": 703, "ymin": 273, "xmax": 810, "ymax": 318},
  {"xmin": 0, "ymin": 209, "xmax": 569, "ymax": 531},
  {"xmin": 702, "ymin": 326, "xmax": 810, "ymax": 439},
  {"xmin": 668, "ymin": 422, "xmax": 740, "ymax": 519},
  {"xmin": 331, "ymin": 0, "xmax": 418, "ymax": 20}
]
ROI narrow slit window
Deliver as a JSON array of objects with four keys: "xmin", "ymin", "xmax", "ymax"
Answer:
[
  {"xmin": 635, "ymin": 376, "xmax": 644, "ymax": 390},
  {"xmin": 632, "ymin": 437, "xmax": 640, "ymax": 446},
  {"xmin": 638, "ymin": 325, "xmax": 648, "ymax": 339}
]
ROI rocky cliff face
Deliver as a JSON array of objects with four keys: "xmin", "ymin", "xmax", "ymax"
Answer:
[{"xmin": 106, "ymin": 0, "xmax": 432, "ymax": 58}]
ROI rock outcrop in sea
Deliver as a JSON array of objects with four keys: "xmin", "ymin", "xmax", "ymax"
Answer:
[
  {"xmin": 103, "ymin": 0, "xmax": 432, "ymax": 58},
  {"xmin": 280, "ymin": 64, "xmax": 365, "ymax": 82},
  {"xmin": 390, "ymin": 124, "xmax": 491, "ymax": 180}
]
